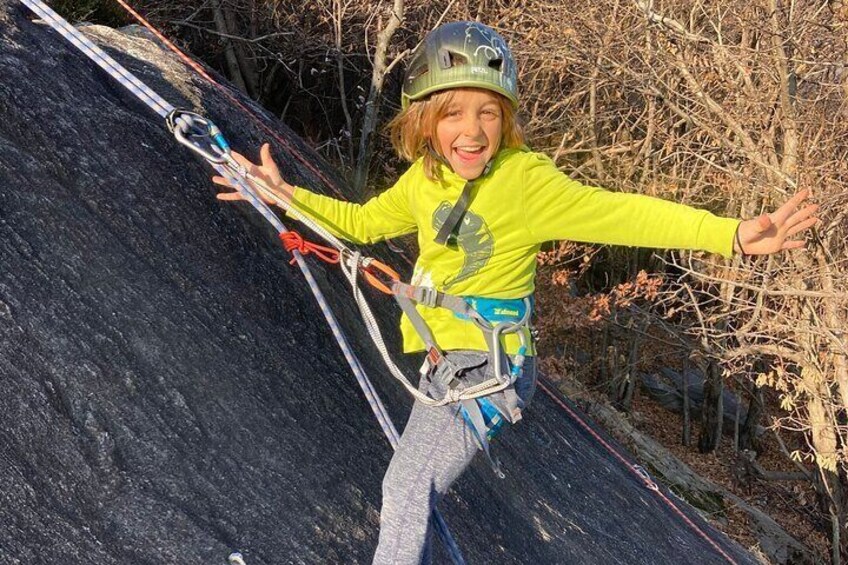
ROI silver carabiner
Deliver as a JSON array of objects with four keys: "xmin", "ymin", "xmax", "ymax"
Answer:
[{"xmin": 166, "ymin": 109, "xmax": 230, "ymax": 164}]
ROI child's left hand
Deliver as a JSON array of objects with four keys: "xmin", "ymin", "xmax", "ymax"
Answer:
[{"xmin": 735, "ymin": 189, "xmax": 819, "ymax": 256}]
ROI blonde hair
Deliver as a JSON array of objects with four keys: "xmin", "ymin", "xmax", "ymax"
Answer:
[{"xmin": 388, "ymin": 89, "xmax": 525, "ymax": 181}]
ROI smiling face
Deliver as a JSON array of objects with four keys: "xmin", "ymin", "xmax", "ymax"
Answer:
[{"xmin": 433, "ymin": 88, "xmax": 504, "ymax": 180}]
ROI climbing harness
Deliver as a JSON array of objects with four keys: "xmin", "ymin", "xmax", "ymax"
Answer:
[
  {"xmin": 390, "ymin": 281, "xmax": 533, "ymax": 475},
  {"xmin": 17, "ymin": 1, "xmax": 467, "ymax": 562}
]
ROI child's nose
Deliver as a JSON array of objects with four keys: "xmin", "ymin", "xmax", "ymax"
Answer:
[{"xmin": 462, "ymin": 117, "xmax": 484, "ymax": 137}]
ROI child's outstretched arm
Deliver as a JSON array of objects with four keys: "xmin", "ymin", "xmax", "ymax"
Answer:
[
  {"xmin": 210, "ymin": 143, "xmax": 416, "ymax": 245},
  {"xmin": 733, "ymin": 189, "xmax": 819, "ymax": 256},
  {"xmin": 520, "ymin": 153, "xmax": 819, "ymax": 257}
]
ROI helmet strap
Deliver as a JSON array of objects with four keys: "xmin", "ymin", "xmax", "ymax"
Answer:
[{"xmin": 426, "ymin": 140, "xmax": 450, "ymax": 168}]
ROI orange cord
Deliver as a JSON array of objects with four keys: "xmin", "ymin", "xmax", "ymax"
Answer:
[
  {"xmin": 278, "ymin": 232, "xmax": 399, "ymax": 293},
  {"xmin": 279, "ymin": 231, "xmax": 340, "ymax": 265}
]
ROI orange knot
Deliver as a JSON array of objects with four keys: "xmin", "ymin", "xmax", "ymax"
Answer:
[{"xmin": 278, "ymin": 231, "xmax": 340, "ymax": 265}]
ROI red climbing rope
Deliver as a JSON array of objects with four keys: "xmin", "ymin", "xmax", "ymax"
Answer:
[{"xmin": 277, "ymin": 231, "xmax": 399, "ymax": 294}]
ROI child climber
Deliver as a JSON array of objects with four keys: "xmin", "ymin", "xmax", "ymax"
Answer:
[{"xmin": 214, "ymin": 21, "xmax": 818, "ymax": 565}]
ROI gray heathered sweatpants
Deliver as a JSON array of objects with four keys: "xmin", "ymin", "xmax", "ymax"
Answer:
[{"xmin": 372, "ymin": 350, "xmax": 538, "ymax": 565}]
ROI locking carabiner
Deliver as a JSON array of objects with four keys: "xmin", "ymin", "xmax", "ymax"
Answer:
[{"xmin": 166, "ymin": 109, "xmax": 230, "ymax": 164}]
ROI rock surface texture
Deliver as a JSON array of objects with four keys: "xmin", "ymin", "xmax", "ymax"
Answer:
[{"xmin": 0, "ymin": 3, "xmax": 757, "ymax": 564}]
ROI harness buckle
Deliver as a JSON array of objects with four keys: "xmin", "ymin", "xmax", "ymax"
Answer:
[
  {"xmin": 416, "ymin": 286, "xmax": 439, "ymax": 308},
  {"xmin": 426, "ymin": 346, "xmax": 443, "ymax": 367},
  {"xmin": 419, "ymin": 346, "xmax": 444, "ymax": 378}
]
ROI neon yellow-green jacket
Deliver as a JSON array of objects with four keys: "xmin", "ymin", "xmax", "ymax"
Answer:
[{"xmin": 289, "ymin": 148, "xmax": 740, "ymax": 355}]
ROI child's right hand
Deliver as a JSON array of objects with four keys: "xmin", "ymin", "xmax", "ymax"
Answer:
[{"xmin": 212, "ymin": 143, "xmax": 295, "ymax": 206}]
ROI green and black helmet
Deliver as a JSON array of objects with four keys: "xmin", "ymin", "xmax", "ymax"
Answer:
[{"xmin": 401, "ymin": 22, "xmax": 518, "ymax": 109}]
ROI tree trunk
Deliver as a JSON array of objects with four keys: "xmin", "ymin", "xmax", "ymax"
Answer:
[
  {"xmin": 682, "ymin": 362, "xmax": 691, "ymax": 447},
  {"xmin": 332, "ymin": 0, "xmax": 354, "ymax": 166},
  {"xmin": 352, "ymin": 0, "xmax": 404, "ymax": 195},
  {"xmin": 600, "ymin": 321, "xmax": 611, "ymax": 386},
  {"xmin": 739, "ymin": 383, "xmax": 763, "ymax": 452},
  {"xmin": 606, "ymin": 342, "xmax": 621, "ymax": 404},
  {"xmin": 619, "ymin": 321, "xmax": 641, "ymax": 412},
  {"xmin": 806, "ymin": 366, "xmax": 847, "ymax": 564},
  {"xmin": 734, "ymin": 394, "xmax": 741, "ymax": 454},
  {"xmin": 210, "ymin": 0, "xmax": 251, "ymax": 96},
  {"xmin": 698, "ymin": 359, "xmax": 723, "ymax": 453}
]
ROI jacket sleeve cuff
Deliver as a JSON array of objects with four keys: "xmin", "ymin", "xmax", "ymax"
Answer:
[
  {"xmin": 698, "ymin": 214, "xmax": 742, "ymax": 258},
  {"xmin": 285, "ymin": 186, "xmax": 311, "ymax": 219}
]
